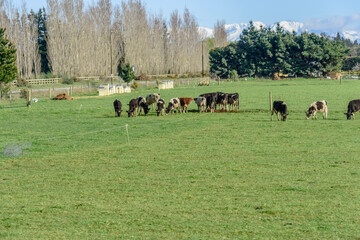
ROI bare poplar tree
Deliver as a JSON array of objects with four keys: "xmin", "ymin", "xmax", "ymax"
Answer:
[
  {"xmin": 214, "ymin": 20, "xmax": 227, "ymax": 48},
  {"xmin": 121, "ymin": 0, "xmax": 150, "ymax": 74}
]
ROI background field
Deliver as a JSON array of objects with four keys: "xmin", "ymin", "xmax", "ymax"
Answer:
[{"xmin": 1, "ymin": 78, "xmax": 360, "ymax": 239}]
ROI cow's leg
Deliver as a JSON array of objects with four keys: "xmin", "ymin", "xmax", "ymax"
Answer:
[{"xmin": 277, "ymin": 112, "xmax": 280, "ymax": 121}]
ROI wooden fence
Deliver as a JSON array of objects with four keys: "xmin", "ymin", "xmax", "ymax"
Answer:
[{"xmin": 13, "ymin": 78, "xmax": 61, "ymax": 85}]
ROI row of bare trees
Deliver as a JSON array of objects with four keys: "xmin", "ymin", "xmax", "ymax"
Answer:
[{"xmin": 1, "ymin": 0, "xmax": 228, "ymax": 78}]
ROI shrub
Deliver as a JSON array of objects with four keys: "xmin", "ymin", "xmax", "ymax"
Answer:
[
  {"xmin": 20, "ymin": 88, "xmax": 29, "ymax": 99},
  {"xmin": 229, "ymin": 70, "xmax": 239, "ymax": 81},
  {"xmin": 0, "ymin": 83, "xmax": 11, "ymax": 99},
  {"xmin": 16, "ymin": 78, "xmax": 29, "ymax": 87},
  {"xmin": 136, "ymin": 74, "xmax": 151, "ymax": 81},
  {"xmin": 131, "ymin": 80, "xmax": 138, "ymax": 89},
  {"xmin": 62, "ymin": 76, "xmax": 75, "ymax": 84}
]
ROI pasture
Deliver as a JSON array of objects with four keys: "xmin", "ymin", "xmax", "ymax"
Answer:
[{"xmin": 1, "ymin": 78, "xmax": 360, "ymax": 239}]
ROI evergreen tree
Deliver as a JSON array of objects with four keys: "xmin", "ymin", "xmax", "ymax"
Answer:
[
  {"xmin": 267, "ymin": 24, "xmax": 291, "ymax": 78},
  {"xmin": 118, "ymin": 63, "xmax": 135, "ymax": 84},
  {"xmin": 0, "ymin": 28, "xmax": 17, "ymax": 96},
  {"xmin": 33, "ymin": 8, "xmax": 50, "ymax": 73},
  {"xmin": 238, "ymin": 21, "xmax": 259, "ymax": 76}
]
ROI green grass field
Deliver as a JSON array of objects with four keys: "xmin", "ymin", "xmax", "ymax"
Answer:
[{"xmin": 1, "ymin": 78, "xmax": 360, "ymax": 239}]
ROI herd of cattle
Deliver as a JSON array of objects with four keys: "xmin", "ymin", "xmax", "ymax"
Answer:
[
  {"xmin": 113, "ymin": 92, "xmax": 239, "ymax": 117},
  {"xmin": 113, "ymin": 92, "xmax": 360, "ymax": 120}
]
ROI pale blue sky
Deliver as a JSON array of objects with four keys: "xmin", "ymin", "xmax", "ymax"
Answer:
[{"xmin": 10, "ymin": 0, "xmax": 360, "ymax": 31}]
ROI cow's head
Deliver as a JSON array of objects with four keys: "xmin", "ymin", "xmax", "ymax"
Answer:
[
  {"xmin": 165, "ymin": 103, "xmax": 173, "ymax": 114},
  {"xmin": 281, "ymin": 112, "xmax": 288, "ymax": 121},
  {"xmin": 127, "ymin": 110, "xmax": 134, "ymax": 118},
  {"xmin": 306, "ymin": 106, "xmax": 315, "ymax": 120},
  {"xmin": 143, "ymin": 105, "xmax": 151, "ymax": 115},
  {"xmin": 116, "ymin": 110, "xmax": 122, "ymax": 117},
  {"xmin": 344, "ymin": 112, "xmax": 352, "ymax": 120}
]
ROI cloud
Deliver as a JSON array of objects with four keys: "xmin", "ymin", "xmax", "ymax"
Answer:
[{"xmin": 304, "ymin": 13, "xmax": 360, "ymax": 33}]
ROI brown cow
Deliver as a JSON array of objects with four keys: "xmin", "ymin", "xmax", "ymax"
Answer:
[{"xmin": 179, "ymin": 97, "xmax": 193, "ymax": 113}]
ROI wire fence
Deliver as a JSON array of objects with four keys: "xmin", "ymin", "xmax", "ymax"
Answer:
[{"xmin": 341, "ymin": 73, "xmax": 360, "ymax": 80}]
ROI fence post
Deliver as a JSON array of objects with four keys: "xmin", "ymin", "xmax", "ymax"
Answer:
[
  {"xmin": 49, "ymin": 88, "xmax": 52, "ymax": 98},
  {"xmin": 269, "ymin": 92, "xmax": 273, "ymax": 111},
  {"xmin": 27, "ymin": 89, "xmax": 31, "ymax": 108}
]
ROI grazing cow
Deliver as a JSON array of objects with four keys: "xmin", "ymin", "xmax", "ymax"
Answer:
[
  {"xmin": 205, "ymin": 95, "xmax": 215, "ymax": 113},
  {"xmin": 127, "ymin": 98, "xmax": 138, "ymax": 118},
  {"xmin": 227, "ymin": 93, "xmax": 239, "ymax": 111},
  {"xmin": 179, "ymin": 97, "xmax": 193, "ymax": 113},
  {"xmin": 139, "ymin": 102, "xmax": 151, "ymax": 115},
  {"xmin": 156, "ymin": 98, "xmax": 166, "ymax": 116},
  {"xmin": 113, "ymin": 99, "xmax": 122, "ymax": 117},
  {"xmin": 194, "ymin": 97, "xmax": 207, "ymax": 112},
  {"xmin": 306, "ymin": 100, "xmax": 328, "ymax": 120},
  {"xmin": 271, "ymin": 101, "xmax": 288, "ymax": 121},
  {"xmin": 146, "ymin": 93, "xmax": 161, "ymax": 110},
  {"xmin": 345, "ymin": 99, "xmax": 360, "ymax": 120},
  {"xmin": 137, "ymin": 96, "xmax": 147, "ymax": 115},
  {"xmin": 216, "ymin": 93, "xmax": 228, "ymax": 110},
  {"xmin": 165, "ymin": 98, "xmax": 181, "ymax": 115}
]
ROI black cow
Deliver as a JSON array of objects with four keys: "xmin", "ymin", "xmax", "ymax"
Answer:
[
  {"xmin": 113, "ymin": 99, "xmax": 122, "ymax": 117},
  {"xmin": 271, "ymin": 101, "xmax": 288, "ymax": 121},
  {"xmin": 217, "ymin": 93, "xmax": 228, "ymax": 110},
  {"xmin": 139, "ymin": 102, "xmax": 151, "ymax": 115},
  {"xmin": 127, "ymin": 98, "xmax": 138, "ymax": 118},
  {"xmin": 345, "ymin": 99, "xmax": 360, "ymax": 120},
  {"xmin": 156, "ymin": 98, "xmax": 166, "ymax": 116},
  {"xmin": 205, "ymin": 95, "xmax": 215, "ymax": 112}
]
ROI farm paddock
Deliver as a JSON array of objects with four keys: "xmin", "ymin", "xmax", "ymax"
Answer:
[{"xmin": 1, "ymin": 78, "xmax": 360, "ymax": 239}]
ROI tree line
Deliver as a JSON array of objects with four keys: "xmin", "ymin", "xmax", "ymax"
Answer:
[
  {"xmin": 210, "ymin": 21, "xmax": 350, "ymax": 79},
  {"xmin": 1, "ymin": 0, "xmax": 226, "ymax": 79}
]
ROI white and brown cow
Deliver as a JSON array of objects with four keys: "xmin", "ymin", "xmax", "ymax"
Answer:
[
  {"xmin": 194, "ymin": 97, "xmax": 207, "ymax": 113},
  {"xmin": 227, "ymin": 93, "xmax": 239, "ymax": 111},
  {"xmin": 137, "ymin": 96, "xmax": 148, "ymax": 115},
  {"xmin": 217, "ymin": 93, "xmax": 228, "ymax": 110},
  {"xmin": 306, "ymin": 100, "xmax": 328, "ymax": 120},
  {"xmin": 271, "ymin": 101, "xmax": 288, "ymax": 121},
  {"xmin": 165, "ymin": 98, "xmax": 181, "ymax": 115},
  {"xmin": 146, "ymin": 93, "xmax": 161, "ymax": 110}
]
